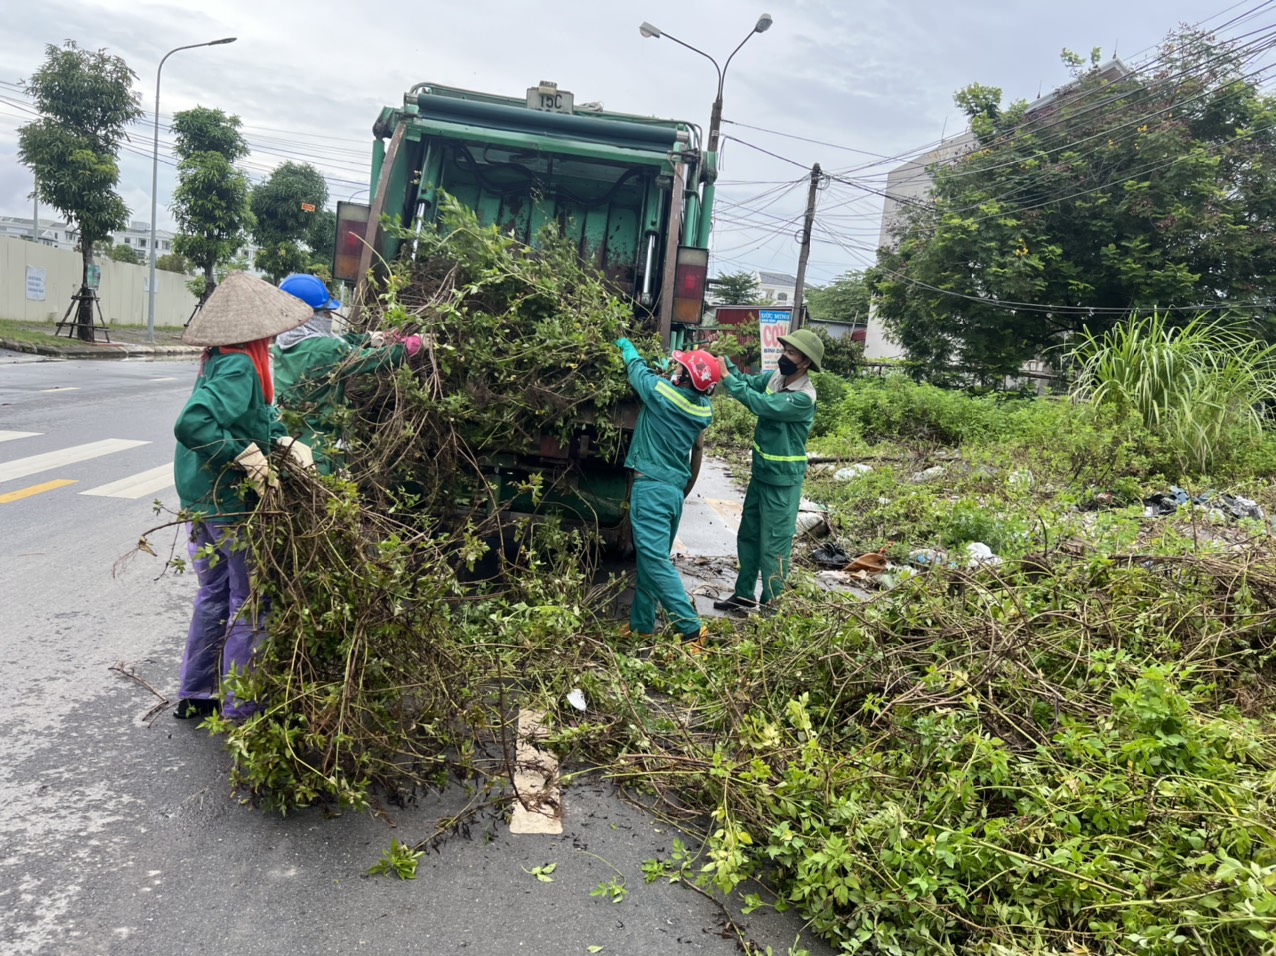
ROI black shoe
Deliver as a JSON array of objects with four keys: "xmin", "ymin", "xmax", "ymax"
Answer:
[
  {"xmin": 173, "ymin": 698, "xmax": 219, "ymax": 720},
  {"xmin": 712, "ymin": 595, "xmax": 759, "ymax": 612}
]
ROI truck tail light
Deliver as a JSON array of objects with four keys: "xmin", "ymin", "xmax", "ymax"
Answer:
[
  {"xmin": 672, "ymin": 246, "xmax": 708, "ymax": 325},
  {"xmin": 334, "ymin": 201, "xmax": 372, "ymax": 283}
]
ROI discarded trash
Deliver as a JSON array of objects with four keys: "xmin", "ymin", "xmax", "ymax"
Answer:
[
  {"xmin": 965, "ymin": 542, "xmax": 1004, "ymax": 567},
  {"xmin": 794, "ymin": 512, "xmax": 830, "ymax": 538},
  {"xmin": 846, "ymin": 552, "xmax": 888, "ymax": 574},
  {"xmin": 566, "ymin": 688, "xmax": 587, "ymax": 712},
  {"xmin": 1143, "ymin": 487, "xmax": 1265, "ymax": 522},
  {"xmin": 834, "ymin": 464, "xmax": 873, "ymax": 481},
  {"xmin": 908, "ymin": 548, "xmax": 949, "ymax": 567},
  {"xmin": 910, "ymin": 465, "xmax": 945, "ymax": 483},
  {"xmin": 1218, "ymin": 493, "xmax": 1265, "ymax": 523},
  {"xmin": 794, "ymin": 500, "xmax": 831, "ymax": 539},
  {"xmin": 1008, "ymin": 469, "xmax": 1034, "ymax": 488},
  {"xmin": 810, "ymin": 541, "xmax": 852, "ymax": 568}
]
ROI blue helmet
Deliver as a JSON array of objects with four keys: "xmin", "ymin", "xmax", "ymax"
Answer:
[{"xmin": 279, "ymin": 273, "xmax": 341, "ymax": 311}]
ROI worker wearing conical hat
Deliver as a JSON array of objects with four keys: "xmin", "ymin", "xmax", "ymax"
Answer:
[
  {"xmin": 713, "ymin": 328, "xmax": 823, "ymax": 612},
  {"xmin": 171, "ymin": 272, "xmax": 316, "ymax": 722}
]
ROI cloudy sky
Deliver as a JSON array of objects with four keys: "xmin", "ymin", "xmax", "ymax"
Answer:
[{"xmin": 0, "ymin": 0, "xmax": 1253, "ymax": 284}]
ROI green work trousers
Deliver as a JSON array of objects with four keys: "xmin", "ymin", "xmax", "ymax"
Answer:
[
  {"xmin": 734, "ymin": 479, "xmax": 804, "ymax": 605},
  {"xmin": 630, "ymin": 477, "xmax": 701, "ymax": 637}
]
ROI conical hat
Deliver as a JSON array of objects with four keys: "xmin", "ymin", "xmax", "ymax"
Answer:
[{"xmin": 181, "ymin": 271, "xmax": 314, "ymax": 347}]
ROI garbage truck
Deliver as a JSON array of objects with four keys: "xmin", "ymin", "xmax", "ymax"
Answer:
[{"xmin": 333, "ymin": 81, "xmax": 717, "ymax": 548}]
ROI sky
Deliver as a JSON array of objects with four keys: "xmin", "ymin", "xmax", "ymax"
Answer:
[{"xmin": 0, "ymin": 0, "xmax": 1257, "ymax": 285}]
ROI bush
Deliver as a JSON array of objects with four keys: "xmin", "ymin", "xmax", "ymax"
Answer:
[
  {"xmin": 834, "ymin": 374, "xmax": 1008, "ymax": 446},
  {"xmin": 809, "ymin": 371, "xmax": 849, "ymax": 439},
  {"xmin": 1072, "ymin": 312, "xmax": 1276, "ymax": 474}
]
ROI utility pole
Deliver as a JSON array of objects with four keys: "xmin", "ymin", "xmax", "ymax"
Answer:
[
  {"xmin": 789, "ymin": 162, "xmax": 821, "ymax": 331},
  {"xmin": 32, "ymin": 174, "xmax": 38, "ymax": 243}
]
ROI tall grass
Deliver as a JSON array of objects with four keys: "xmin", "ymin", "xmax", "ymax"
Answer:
[{"xmin": 1071, "ymin": 312, "xmax": 1276, "ymax": 473}]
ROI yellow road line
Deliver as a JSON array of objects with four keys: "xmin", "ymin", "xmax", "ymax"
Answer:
[{"xmin": 0, "ymin": 479, "xmax": 77, "ymax": 504}]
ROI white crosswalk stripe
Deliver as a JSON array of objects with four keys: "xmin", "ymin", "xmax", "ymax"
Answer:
[
  {"xmin": 0, "ymin": 431, "xmax": 40, "ymax": 444},
  {"xmin": 80, "ymin": 464, "xmax": 174, "ymax": 499},
  {"xmin": 0, "ymin": 439, "xmax": 150, "ymax": 484}
]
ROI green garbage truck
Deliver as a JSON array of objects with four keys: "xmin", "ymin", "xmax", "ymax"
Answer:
[{"xmin": 333, "ymin": 81, "xmax": 717, "ymax": 548}]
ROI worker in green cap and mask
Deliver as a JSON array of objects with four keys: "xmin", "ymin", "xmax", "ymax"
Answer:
[{"xmin": 713, "ymin": 327, "xmax": 822, "ymax": 612}]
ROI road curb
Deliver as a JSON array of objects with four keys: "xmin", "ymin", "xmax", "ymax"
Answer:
[{"xmin": 0, "ymin": 336, "xmax": 202, "ymax": 360}]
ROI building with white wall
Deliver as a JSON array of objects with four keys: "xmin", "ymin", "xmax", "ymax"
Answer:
[
  {"xmin": 863, "ymin": 131, "xmax": 975, "ymax": 360},
  {"xmin": 753, "ymin": 270, "xmax": 797, "ymax": 304}
]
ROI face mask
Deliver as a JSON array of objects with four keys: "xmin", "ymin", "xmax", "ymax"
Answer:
[{"xmin": 777, "ymin": 356, "xmax": 799, "ymax": 376}]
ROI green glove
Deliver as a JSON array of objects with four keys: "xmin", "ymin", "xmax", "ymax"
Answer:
[{"xmin": 615, "ymin": 337, "xmax": 641, "ymax": 366}]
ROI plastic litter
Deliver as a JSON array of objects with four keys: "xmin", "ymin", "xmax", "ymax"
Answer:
[
  {"xmin": 1218, "ymin": 493, "xmax": 1265, "ymax": 523},
  {"xmin": 908, "ymin": 548, "xmax": 949, "ymax": 567},
  {"xmin": 810, "ymin": 541, "xmax": 852, "ymax": 568},
  {"xmin": 834, "ymin": 463, "xmax": 873, "ymax": 481},
  {"xmin": 965, "ymin": 542, "xmax": 1004, "ymax": 567},
  {"xmin": 566, "ymin": 688, "xmax": 587, "ymax": 712},
  {"xmin": 910, "ymin": 465, "xmax": 945, "ymax": 483}
]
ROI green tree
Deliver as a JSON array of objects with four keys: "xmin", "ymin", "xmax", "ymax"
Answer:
[
  {"xmin": 18, "ymin": 41, "xmax": 142, "ymax": 340},
  {"xmin": 710, "ymin": 270, "xmax": 762, "ymax": 305},
  {"xmin": 103, "ymin": 242, "xmax": 141, "ymax": 265},
  {"xmin": 307, "ymin": 208, "xmax": 337, "ymax": 271},
  {"xmin": 871, "ymin": 29, "xmax": 1276, "ymax": 380},
  {"xmin": 170, "ymin": 107, "xmax": 253, "ymax": 304},
  {"xmin": 249, "ymin": 162, "xmax": 328, "ymax": 282},
  {"xmin": 809, "ymin": 325, "xmax": 864, "ymax": 378},
  {"xmin": 156, "ymin": 252, "xmax": 194, "ymax": 274},
  {"xmin": 806, "ymin": 270, "xmax": 871, "ymax": 327}
]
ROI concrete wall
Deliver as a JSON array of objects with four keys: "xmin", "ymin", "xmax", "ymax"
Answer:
[{"xmin": 0, "ymin": 236, "xmax": 198, "ymax": 327}]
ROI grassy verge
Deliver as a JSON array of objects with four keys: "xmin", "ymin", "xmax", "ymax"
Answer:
[{"xmin": 0, "ymin": 317, "xmax": 189, "ymax": 347}]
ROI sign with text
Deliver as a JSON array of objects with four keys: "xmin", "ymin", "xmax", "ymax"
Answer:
[
  {"xmin": 25, "ymin": 266, "xmax": 46, "ymax": 301},
  {"xmin": 758, "ymin": 309, "xmax": 791, "ymax": 371}
]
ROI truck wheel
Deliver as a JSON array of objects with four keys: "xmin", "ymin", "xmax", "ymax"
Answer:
[{"xmin": 684, "ymin": 432, "xmax": 705, "ymax": 498}]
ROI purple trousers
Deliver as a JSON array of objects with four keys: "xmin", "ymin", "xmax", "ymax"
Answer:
[{"xmin": 178, "ymin": 521, "xmax": 266, "ymax": 719}]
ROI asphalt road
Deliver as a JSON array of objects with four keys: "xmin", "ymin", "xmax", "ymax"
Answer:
[{"xmin": 0, "ymin": 353, "xmax": 831, "ymax": 956}]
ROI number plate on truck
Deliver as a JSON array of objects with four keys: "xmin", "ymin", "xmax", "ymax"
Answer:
[{"xmin": 526, "ymin": 86, "xmax": 574, "ymax": 113}]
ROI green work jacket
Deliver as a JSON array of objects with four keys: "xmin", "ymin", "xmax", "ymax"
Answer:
[
  {"xmin": 621, "ymin": 349, "xmax": 713, "ymax": 489},
  {"xmin": 723, "ymin": 359, "xmax": 816, "ymax": 487},
  {"xmin": 173, "ymin": 349, "xmax": 286, "ymax": 522},
  {"xmin": 272, "ymin": 334, "xmax": 405, "ymax": 470}
]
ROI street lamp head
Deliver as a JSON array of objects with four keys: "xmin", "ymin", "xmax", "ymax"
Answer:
[
  {"xmin": 209, "ymin": 37, "xmax": 237, "ymax": 45},
  {"xmin": 639, "ymin": 22, "xmax": 662, "ymax": 39},
  {"xmin": 754, "ymin": 13, "xmax": 773, "ymax": 33}
]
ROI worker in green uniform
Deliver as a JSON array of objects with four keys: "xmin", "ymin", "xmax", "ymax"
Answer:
[
  {"xmin": 173, "ymin": 271, "xmax": 315, "ymax": 721},
  {"xmin": 713, "ymin": 328, "xmax": 823, "ymax": 612},
  {"xmin": 616, "ymin": 338, "xmax": 721, "ymax": 646},
  {"xmin": 273, "ymin": 273, "xmax": 422, "ymax": 474}
]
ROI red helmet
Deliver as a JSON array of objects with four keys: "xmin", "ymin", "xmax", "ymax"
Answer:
[{"xmin": 671, "ymin": 350, "xmax": 722, "ymax": 392}]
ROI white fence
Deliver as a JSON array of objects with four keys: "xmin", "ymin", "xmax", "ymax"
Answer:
[{"xmin": 0, "ymin": 235, "xmax": 199, "ymax": 327}]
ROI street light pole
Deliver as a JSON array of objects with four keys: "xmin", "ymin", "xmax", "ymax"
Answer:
[
  {"xmin": 147, "ymin": 36, "xmax": 236, "ymax": 343},
  {"xmin": 639, "ymin": 14, "xmax": 772, "ymax": 159},
  {"xmin": 639, "ymin": 15, "xmax": 771, "ymax": 250}
]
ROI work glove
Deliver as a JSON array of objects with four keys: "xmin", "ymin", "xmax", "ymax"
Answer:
[
  {"xmin": 274, "ymin": 436, "xmax": 316, "ymax": 472},
  {"xmin": 615, "ymin": 337, "xmax": 641, "ymax": 366},
  {"xmin": 367, "ymin": 330, "xmax": 389, "ymax": 347},
  {"xmin": 234, "ymin": 442, "xmax": 278, "ymax": 494},
  {"xmin": 401, "ymin": 334, "xmax": 423, "ymax": 357}
]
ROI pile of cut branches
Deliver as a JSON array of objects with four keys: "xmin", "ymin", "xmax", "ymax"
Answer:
[
  {"xmin": 329, "ymin": 194, "xmax": 655, "ymax": 516},
  {"xmin": 593, "ymin": 552, "xmax": 1276, "ymax": 955}
]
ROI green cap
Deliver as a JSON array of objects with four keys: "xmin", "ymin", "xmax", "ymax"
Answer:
[{"xmin": 778, "ymin": 328, "xmax": 823, "ymax": 372}]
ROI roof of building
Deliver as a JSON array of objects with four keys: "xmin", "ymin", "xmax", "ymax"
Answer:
[
  {"xmin": 1027, "ymin": 58, "xmax": 1130, "ymax": 113},
  {"xmin": 756, "ymin": 270, "xmax": 797, "ymax": 286}
]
